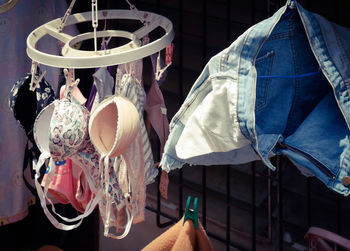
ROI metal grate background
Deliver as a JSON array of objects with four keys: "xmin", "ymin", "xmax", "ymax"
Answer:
[{"xmin": 120, "ymin": 0, "xmax": 350, "ymax": 250}]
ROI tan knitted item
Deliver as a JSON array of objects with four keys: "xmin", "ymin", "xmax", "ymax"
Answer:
[{"xmin": 142, "ymin": 217, "xmax": 213, "ymax": 251}]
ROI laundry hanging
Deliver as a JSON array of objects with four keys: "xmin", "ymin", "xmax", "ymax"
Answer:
[
  {"xmin": 22, "ymin": 0, "xmax": 175, "ymax": 238},
  {"xmin": 160, "ymin": 0, "xmax": 350, "ymax": 196}
]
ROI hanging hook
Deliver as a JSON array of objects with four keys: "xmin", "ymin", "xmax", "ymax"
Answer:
[
  {"xmin": 91, "ymin": 0, "xmax": 99, "ymax": 52},
  {"xmin": 29, "ymin": 61, "xmax": 46, "ymax": 91}
]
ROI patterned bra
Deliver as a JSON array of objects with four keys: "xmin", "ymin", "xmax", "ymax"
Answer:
[{"xmin": 33, "ymin": 69, "xmax": 101, "ymax": 230}]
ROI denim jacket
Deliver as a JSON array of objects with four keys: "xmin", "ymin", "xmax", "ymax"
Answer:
[{"xmin": 161, "ymin": 0, "xmax": 350, "ymax": 196}]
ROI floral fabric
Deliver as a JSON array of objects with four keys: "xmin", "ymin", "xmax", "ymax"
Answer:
[
  {"xmin": 9, "ymin": 73, "xmax": 55, "ymax": 143},
  {"xmin": 49, "ymin": 99, "xmax": 89, "ymax": 161}
]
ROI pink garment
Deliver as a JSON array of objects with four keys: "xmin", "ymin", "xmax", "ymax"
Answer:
[
  {"xmin": 305, "ymin": 227, "xmax": 350, "ymax": 250},
  {"xmin": 145, "ymin": 76, "xmax": 169, "ymax": 154},
  {"xmin": 145, "ymin": 52, "xmax": 170, "ymax": 154},
  {"xmin": 74, "ymin": 166, "xmax": 92, "ymax": 210},
  {"xmin": 145, "ymin": 53, "xmax": 171, "ymax": 199},
  {"xmin": 41, "ymin": 85, "xmax": 92, "ymax": 213},
  {"xmin": 41, "ymin": 159, "xmax": 92, "ymax": 213}
]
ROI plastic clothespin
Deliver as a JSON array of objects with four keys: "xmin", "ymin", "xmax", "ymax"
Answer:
[
  {"xmin": 63, "ymin": 68, "xmax": 80, "ymax": 101},
  {"xmin": 29, "ymin": 61, "xmax": 46, "ymax": 91},
  {"xmin": 101, "ymin": 19, "xmax": 112, "ymax": 50},
  {"xmin": 155, "ymin": 53, "xmax": 170, "ymax": 81},
  {"xmin": 58, "ymin": 0, "xmax": 77, "ymax": 32},
  {"xmin": 63, "ymin": 68, "xmax": 75, "ymax": 84},
  {"xmin": 165, "ymin": 43, "xmax": 174, "ymax": 66},
  {"xmin": 101, "ymin": 36, "xmax": 112, "ymax": 50},
  {"xmin": 183, "ymin": 196, "xmax": 198, "ymax": 230},
  {"xmin": 155, "ymin": 43, "xmax": 174, "ymax": 81},
  {"xmin": 125, "ymin": 0, "xmax": 148, "ymax": 25}
]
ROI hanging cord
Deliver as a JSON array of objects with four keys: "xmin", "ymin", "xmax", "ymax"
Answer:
[
  {"xmin": 124, "ymin": 0, "xmax": 147, "ymax": 25},
  {"xmin": 58, "ymin": 0, "xmax": 77, "ymax": 32}
]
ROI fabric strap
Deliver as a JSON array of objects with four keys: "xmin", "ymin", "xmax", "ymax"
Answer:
[
  {"xmin": 104, "ymin": 205, "xmax": 133, "ymax": 239},
  {"xmin": 100, "ymin": 154, "xmax": 133, "ymax": 239},
  {"xmin": 33, "ymin": 153, "xmax": 101, "ymax": 230}
]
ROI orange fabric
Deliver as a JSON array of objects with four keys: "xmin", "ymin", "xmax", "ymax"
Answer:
[{"xmin": 142, "ymin": 217, "xmax": 213, "ymax": 251}]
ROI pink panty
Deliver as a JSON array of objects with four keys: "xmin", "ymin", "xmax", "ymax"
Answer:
[{"xmin": 42, "ymin": 159, "xmax": 92, "ymax": 213}]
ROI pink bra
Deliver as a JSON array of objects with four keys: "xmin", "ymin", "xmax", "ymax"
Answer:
[{"xmin": 41, "ymin": 159, "xmax": 92, "ymax": 213}]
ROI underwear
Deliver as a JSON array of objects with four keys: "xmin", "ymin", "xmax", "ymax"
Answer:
[
  {"xmin": 93, "ymin": 67, "xmax": 115, "ymax": 102},
  {"xmin": 89, "ymin": 94, "xmax": 141, "ymax": 238},
  {"xmin": 89, "ymin": 67, "xmax": 115, "ymax": 113},
  {"xmin": 144, "ymin": 52, "xmax": 171, "ymax": 198},
  {"xmin": 9, "ymin": 72, "xmax": 56, "ymax": 193},
  {"xmin": 41, "ymin": 85, "xmax": 92, "ymax": 213},
  {"xmin": 116, "ymin": 60, "xmax": 157, "ymax": 185},
  {"xmin": 145, "ymin": 52, "xmax": 170, "ymax": 155},
  {"xmin": 41, "ymin": 159, "xmax": 92, "ymax": 213},
  {"xmin": 33, "ymin": 70, "xmax": 102, "ymax": 230},
  {"xmin": 9, "ymin": 72, "xmax": 56, "ymax": 141}
]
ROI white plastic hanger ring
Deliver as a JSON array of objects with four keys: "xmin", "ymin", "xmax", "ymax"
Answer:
[{"xmin": 26, "ymin": 9, "xmax": 174, "ymax": 68}]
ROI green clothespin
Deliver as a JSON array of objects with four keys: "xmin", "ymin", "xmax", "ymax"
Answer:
[{"xmin": 183, "ymin": 196, "xmax": 198, "ymax": 230}]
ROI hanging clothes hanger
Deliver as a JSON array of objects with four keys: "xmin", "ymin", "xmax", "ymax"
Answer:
[
  {"xmin": 0, "ymin": 0, "xmax": 18, "ymax": 14},
  {"xmin": 26, "ymin": 0, "xmax": 175, "ymax": 69}
]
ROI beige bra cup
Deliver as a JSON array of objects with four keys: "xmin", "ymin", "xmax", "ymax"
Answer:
[{"xmin": 89, "ymin": 95, "xmax": 141, "ymax": 158}]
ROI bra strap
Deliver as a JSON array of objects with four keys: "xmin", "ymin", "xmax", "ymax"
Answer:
[
  {"xmin": 100, "ymin": 154, "xmax": 133, "ymax": 239},
  {"xmin": 33, "ymin": 154, "xmax": 101, "ymax": 230},
  {"xmin": 104, "ymin": 204, "xmax": 133, "ymax": 239}
]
